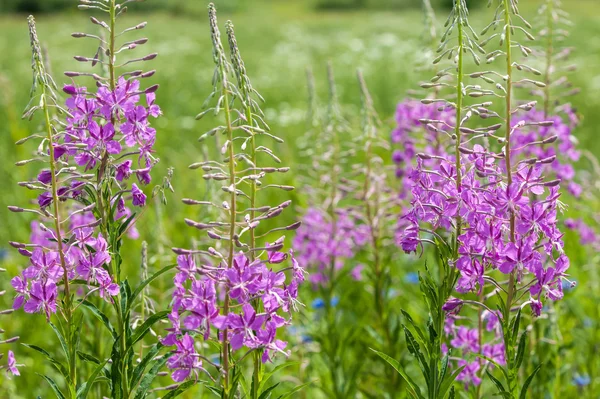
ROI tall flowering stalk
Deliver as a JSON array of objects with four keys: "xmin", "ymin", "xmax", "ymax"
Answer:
[
  {"xmin": 163, "ymin": 4, "xmax": 305, "ymax": 397},
  {"xmin": 8, "ymin": 2, "xmax": 172, "ymax": 397},
  {"xmin": 380, "ymin": 0, "xmax": 571, "ymax": 397},
  {"xmin": 349, "ymin": 71, "xmax": 404, "ymax": 396},
  {"xmin": 293, "ymin": 64, "xmax": 369, "ymax": 399},
  {"xmin": 375, "ymin": 1, "xmax": 480, "ymax": 397},
  {"xmin": 388, "ymin": 0, "xmax": 571, "ymax": 397}
]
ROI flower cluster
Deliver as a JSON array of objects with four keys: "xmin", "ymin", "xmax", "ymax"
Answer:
[
  {"xmin": 293, "ymin": 208, "xmax": 368, "ymax": 288},
  {"xmin": 163, "ymin": 249, "xmax": 304, "ymax": 381},
  {"xmin": 400, "ymin": 144, "xmax": 570, "ymax": 314},
  {"xmin": 444, "ymin": 312, "xmax": 506, "ymax": 389},
  {"xmin": 62, "ymin": 77, "xmax": 160, "ymax": 195},
  {"xmin": 161, "ymin": 5, "xmax": 305, "ymax": 389},
  {"xmin": 10, "ymin": 15, "xmax": 159, "ymax": 320}
]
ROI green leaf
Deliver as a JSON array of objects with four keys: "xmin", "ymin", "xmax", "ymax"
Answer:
[
  {"xmin": 258, "ymin": 383, "xmax": 279, "ymax": 399},
  {"xmin": 79, "ymin": 300, "xmax": 117, "ymax": 339},
  {"xmin": 370, "ymin": 349, "xmax": 424, "ymax": 399},
  {"xmin": 130, "ymin": 264, "xmax": 177, "ymax": 305},
  {"xmin": 118, "ymin": 212, "xmax": 137, "ymax": 238},
  {"xmin": 38, "ymin": 374, "xmax": 67, "ymax": 399},
  {"xmin": 258, "ymin": 361, "xmax": 300, "ymax": 392},
  {"xmin": 120, "ymin": 280, "xmax": 131, "ymax": 319},
  {"xmin": 485, "ymin": 369, "xmax": 507, "ymax": 394},
  {"xmin": 111, "ymin": 339, "xmax": 124, "ymax": 399},
  {"xmin": 133, "ymin": 355, "xmax": 169, "ymax": 399},
  {"xmin": 400, "ymin": 310, "xmax": 427, "ymax": 347},
  {"xmin": 511, "ymin": 309, "xmax": 522, "ymax": 344},
  {"xmin": 276, "ymin": 382, "xmax": 312, "ymax": 399},
  {"xmin": 49, "ymin": 322, "xmax": 69, "ymax": 362},
  {"xmin": 205, "ymin": 385, "xmax": 223, "ymax": 397},
  {"xmin": 439, "ymin": 350, "xmax": 450, "ymax": 382},
  {"xmin": 448, "ymin": 386, "xmax": 455, "ymax": 399},
  {"xmin": 23, "ymin": 344, "xmax": 71, "ymax": 384},
  {"xmin": 437, "ymin": 365, "xmax": 465, "ymax": 399},
  {"xmin": 403, "ymin": 326, "xmax": 430, "ymax": 381},
  {"xmin": 127, "ymin": 310, "xmax": 170, "ymax": 348},
  {"xmin": 77, "ymin": 351, "xmax": 101, "ymax": 365},
  {"xmin": 161, "ymin": 381, "xmax": 196, "ymax": 399},
  {"xmin": 514, "ymin": 331, "xmax": 528, "ymax": 369},
  {"xmin": 76, "ymin": 358, "xmax": 109, "ymax": 399},
  {"xmin": 238, "ymin": 371, "xmax": 251, "ymax": 398},
  {"xmin": 130, "ymin": 343, "xmax": 164, "ymax": 390},
  {"xmin": 519, "ymin": 364, "xmax": 542, "ymax": 399},
  {"xmin": 474, "ymin": 353, "xmax": 509, "ymax": 380}
]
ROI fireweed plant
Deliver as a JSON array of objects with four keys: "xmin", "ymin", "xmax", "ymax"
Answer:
[
  {"xmin": 347, "ymin": 71, "xmax": 402, "ymax": 397},
  {"xmin": 293, "ymin": 64, "xmax": 371, "ymax": 399},
  {"xmin": 7, "ymin": 2, "xmax": 176, "ymax": 398},
  {"xmin": 378, "ymin": 0, "xmax": 573, "ymax": 398},
  {"xmin": 161, "ymin": 4, "xmax": 306, "ymax": 398},
  {"xmin": 512, "ymin": 0, "xmax": 584, "ymax": 394}
]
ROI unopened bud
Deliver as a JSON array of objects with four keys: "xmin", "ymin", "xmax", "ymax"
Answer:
[
  {"xmin": 141, "ymin": 70, "xmax": 156, "ymax": 78},
  {"xmin": 142, "ymin": 53, "xmax": 158, "ymax": 61},
  {"xmin": 286, "ymin": 221, "xmax": 302, "ymax": 230},
  {"xmin": 542, "ymin": 135, "xmax": 558, "ymax": 144},
  {"xmin": 544, "ymin": 179, "xmax": 561, "ymax": 187}
]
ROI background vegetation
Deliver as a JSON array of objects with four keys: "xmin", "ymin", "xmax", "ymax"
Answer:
[{"xmin": 1, "ymin": 0, "xmax": 599, "ymax": 397}]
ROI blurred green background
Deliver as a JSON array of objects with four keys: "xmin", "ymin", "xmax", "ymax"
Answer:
[{"xmin": 1, "ymin": 0, "xmax": 600, "ymax": 397}]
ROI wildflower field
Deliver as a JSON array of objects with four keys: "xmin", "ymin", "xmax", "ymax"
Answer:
[{"xmin": 1, "ymin": 0, "xmax": 600, "ymax": 397}]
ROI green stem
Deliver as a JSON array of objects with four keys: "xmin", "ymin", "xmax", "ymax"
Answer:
[
  {"xmin": 246, "ymin": 102, "xmax": 262, "ymax": 399},
  {"xmin": 41, "ymin": 69, "xmax": 76, "ymax": 398},
  {"xmin": 222, "ymin": 68, "xmax": 236, "ymax": 394}
]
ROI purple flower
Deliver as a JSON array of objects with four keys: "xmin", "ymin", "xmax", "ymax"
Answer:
[
  {"xmin": 166, "ymin": 334, "xmax": 206, "ymax": 382},
  {"xmin": 350, "ymin": 264, "xmax": 364, "ymax": 281},
  {"xmin": 38, "ymin": 192, "xmax": 53, "ymax": 208},
  {"xmin": 23, "ymin": 281, "xmax": 57, "ymax": 321},
  {"xmin": 96, "ymin": 271, "xmax": 120, "ymax": 299},
  {"xmin": 135, "ymin": 167, "xmax": 152, "ymax": 185},
  {"xmin": 23, "ymin": 249, "xmax": 63, "ymax": 282},
  {"xmin": 482, "ymin": 343, "xmax": 506, "ymax": 366},
  {"xmin": 88, "ymin": 121, "xmax": 121, "ymax": 155},
  {"xmin": 37, "ymin": 169, "xmax": 52, "ymax": 184},
  {"xmin": 131, "ymin": 183, "xmax": 146, "ymax": 207},
  {"xmin": 450, "ymin": 326, "xmax": 479, "ymax": 353},
  {"xmin": 456, "ymin": 360, "xmax": 481, "ymax": 389},
  {"xmin": 227, "ymin": 304, "xmax": 267, "ymax": 350},
  {"xmin": 11, "ymin": 275, "xmax": 28, "ymax": 310},
  {"xmin": 116, "ymin": 160, "xmax": 132, "ymax": 182},
  {"xmin": 6, "ymin": 351, "xmax": 20, "ymax": 377}
]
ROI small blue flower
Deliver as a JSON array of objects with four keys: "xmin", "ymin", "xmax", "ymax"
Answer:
[
  {"xmin": 312, "ymin": 298, "xmax": 325, "ymax": 309},
  {"xmin": 572, "ymin": 374, "xmax": 591, "ymax": 387},
  {"xmin": 301, "ymin": 334, "xmax": 313, "ymax": 343},
  {"xmin": 311, "ymin": 297, "xmax": 339, "ymax": 309},
  {"xmin": 0, "ymin": 248, "xmax": 7, "ymax": 262},
  {"xmin": 331, "ymin": 296, "xmax": 339, "ymax": 307},
  {"xmin": 404, "ymin": 272, "xmax": 419, "ymax": 284}
]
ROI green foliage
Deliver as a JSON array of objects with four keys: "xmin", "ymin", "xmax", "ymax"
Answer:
[
  {"xmin": 0, "ymin": 0, "xmax": 245, "ymax": 14},
  {"xmin": 0, "ymin": 0, "xmax": 71, "ymax": 13},
  {"xmin": 315, "ymin": 0, "xmax": 419, "ymax": 10}
]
